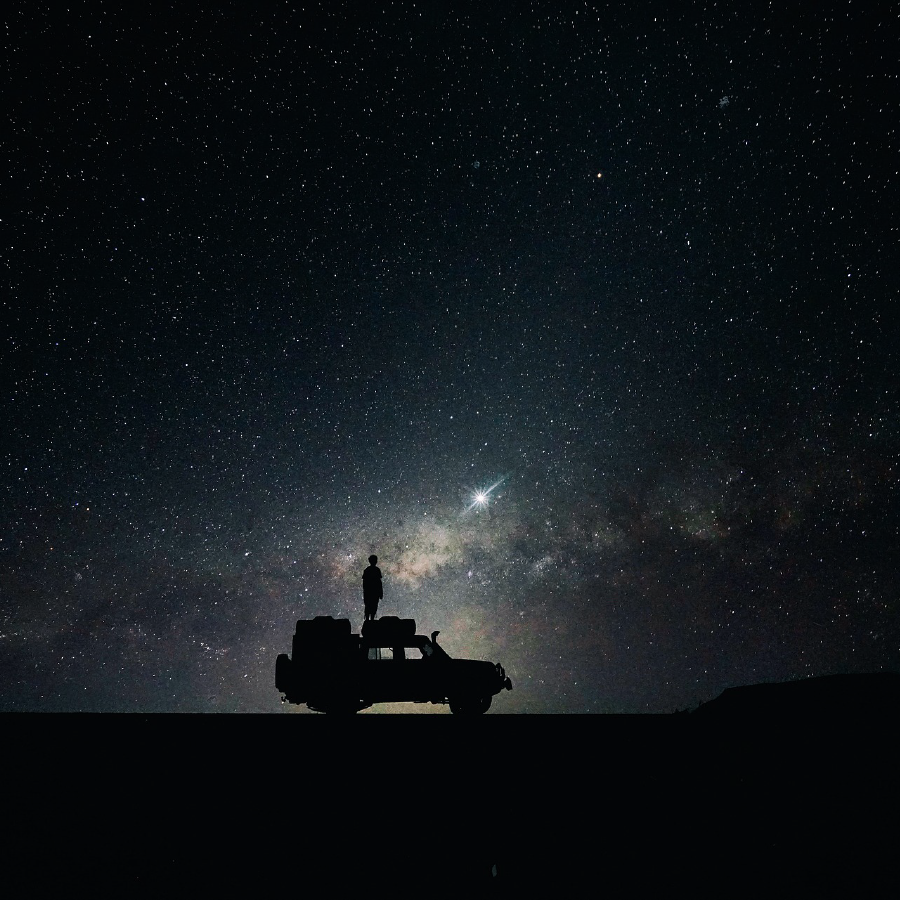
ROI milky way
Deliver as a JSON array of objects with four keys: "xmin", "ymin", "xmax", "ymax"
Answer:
[{"xmin": 3, "ymin": 6, "xmax": 898, "ymax": 712}]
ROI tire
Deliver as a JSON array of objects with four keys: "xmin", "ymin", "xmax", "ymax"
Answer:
[
  {"xmin": 449, "ymin": 695, "xmax": 492, "ymax": 715},
  {"xmin": 275, "ymin": 654, "xmax": 292, "ymax": 693},
  {"xmin": 309, "ymin": 692, "xmax": 364, "ymax": 714},
  {"xmin": 324, "ymin": 705, "xmax": 360, "ymax": 715}
]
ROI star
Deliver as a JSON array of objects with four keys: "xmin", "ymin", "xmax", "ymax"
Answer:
[{"xmin": 464, "ymin": 477, "xmax": 506, "ymax": 513}]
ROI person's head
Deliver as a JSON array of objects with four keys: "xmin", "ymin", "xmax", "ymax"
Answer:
[{"xmin": 368, "ymin": 555, "xmax": 378, "ymax": 565}]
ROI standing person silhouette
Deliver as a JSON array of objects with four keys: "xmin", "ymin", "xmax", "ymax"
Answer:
[{"xmin": 362, "ymin": 555, "xmax": 383, "ymax": 622}]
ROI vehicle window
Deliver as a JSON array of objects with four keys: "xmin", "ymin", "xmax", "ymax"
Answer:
[{"xmin": 366, "ymin": 646, "xmax": 424, "ymax": 660}]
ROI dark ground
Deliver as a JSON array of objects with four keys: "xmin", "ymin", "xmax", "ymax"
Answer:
[{"xmin": 8, "ymin": 675, "xmax": 898, "ymax": 895}]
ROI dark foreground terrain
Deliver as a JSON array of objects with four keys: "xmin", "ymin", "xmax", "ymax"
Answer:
[{"xmin": 7, "ymin": 673, "xmax": 898, "ymax": 895}]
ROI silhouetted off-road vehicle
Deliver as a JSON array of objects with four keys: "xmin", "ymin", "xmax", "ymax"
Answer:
[{"xmin": 275, "ymin": 616, "xmax": 512, "ymax": 714}]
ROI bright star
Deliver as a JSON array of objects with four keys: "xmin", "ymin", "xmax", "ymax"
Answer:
[{"xmin": 463, "ymin": 477, "xmax": 507, "ymax": 513}]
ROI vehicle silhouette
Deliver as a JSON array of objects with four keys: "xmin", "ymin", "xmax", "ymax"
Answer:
[{"xmin": 275, "ymin": 615, "xmax": 512, "ymax": 714}]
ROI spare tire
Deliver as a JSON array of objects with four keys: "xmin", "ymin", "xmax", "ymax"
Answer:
[{"xmin": 275, "ymin": 654, "xmax": 292, "ymax": 693}]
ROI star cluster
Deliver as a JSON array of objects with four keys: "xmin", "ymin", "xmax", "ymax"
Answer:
[{"xmin": 2, "ymin": 5, "xmax": 898, "ymax": 712}]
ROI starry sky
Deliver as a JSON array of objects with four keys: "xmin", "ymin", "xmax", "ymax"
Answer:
[{"xmin": 3, "ymin": 3, "xmax": 898, "ymax": 713}]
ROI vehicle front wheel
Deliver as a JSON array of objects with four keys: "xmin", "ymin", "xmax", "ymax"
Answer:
[
  {"xmin": 449, "ymin": 696, "xmax": 492, "ymax": 714},
  {"xmin": 310, "ymin": 695, "xmax": 364, "ymax": 714}
]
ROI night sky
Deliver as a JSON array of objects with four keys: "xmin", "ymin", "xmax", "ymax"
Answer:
[{"xmin": 3, "ymin": 3, "xmax": 898, "ymax": 713}]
